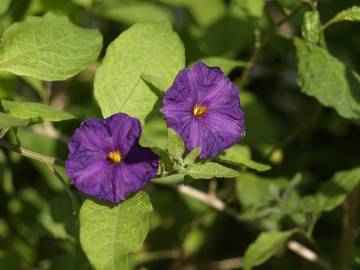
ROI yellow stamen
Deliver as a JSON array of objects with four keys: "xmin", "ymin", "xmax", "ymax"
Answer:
[
  {"xmin": 193, "ymin": 104, "xmax": 207, "ymax": 117},
  {"xmin": 107, "ymin": 150, "xmax": 122, "ymax": 164}
]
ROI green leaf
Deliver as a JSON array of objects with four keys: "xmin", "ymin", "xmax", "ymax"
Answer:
[
  {"xmin": 0, "ymin": 13, "xmax": 102, "ymax": 81},
  {"xmin": 157, "ymin": 0, "xmax": 225, "ymax": 27},
  {"xmin": 241, "ymin": 92, "xmax": 278, "ymax": 154},
  {"xmin": 218, "ymin": 145, "xmax": 271, "ymax": 172},
  {"xmin": 313, "ymin": 167, "xmax": 360, "ymax": 212},
  {"xmin": 324, "ymin": 6, "xmax": 360, "ymax": 29},
  {"xmin": 243, "ymin": 230, "xmax": 294, "ymax": 270},
  {"xmin": 183, "ymin": 147, "xmax": 201, "ymax": 166},
  {"xmin": 94, "ymin": 22, "xmax": 185, "ymax": 123},
  {"xmin": 152, "ymin": 174, "xmax": 183, "ymax": 185},
  {"xmin": 80, "ymin": 192, "xmax": 152, "ymax": 270},
  {"xmin": 141, "ymin": 73, "xmax": 169, "ymax": 91},
  {"xmin": 93, "ymin": 2, "xmax": 172, "ymax": 25},
  {"xmin": 192, "ymin": 57, "xmax": 246, "ymax": 75},
  {"xmin": 71, "ymin": 0, "xmax": 93, "ymax": 8},
  {"xmin": 2, "ymin": 100, "xmax": 74, "ymax": 122},
  {"xmin": 236, "ymin": 173, "xmax": 282, "ymax": 209},
  {"xmin": 0, "ymin": 112, "xmax": 31, "ymax": 128},
  {"xmin": 139, "ymin": 116, "xmax": 168, "ymax": 150},
  {"xmin": 167, "ymin": 128, "xmax": 185, "ymax": 161},
  {"xmin": 0, "ymin": 0, "xmax": 11, "ymax": 16},
  {"xmin": 301, "ymin": 11, "xmax": 321, "ymax": 50},
  {"xmin": 295, "ymin": 38, "xmax": 360, "ymax": 119},
  {"xmin": 38, "ymin": 194, "xmax": 76, "ymax": 242},
  {"xmin": 231, "ymin": 0, "xmax": 265, "ymax": 19},
  {"xmin": 184, "ymin": 162, "xmax": 240, "ymax": 179}
]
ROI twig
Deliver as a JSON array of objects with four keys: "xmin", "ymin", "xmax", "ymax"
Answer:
[
  {"xmin": 176, "ymin": 184, "xmax": 328, "ymax": 268},
  {"xmin": 239, "ymin": 2, "xmax": 307, "ymax": 89},
  {"xmin": 46, "ymin": 164, "xmax": 80, "ymax": 217},
  {"xmin": 0, "ymin": 128, "xmax": 9, "ymax": 138},
  {"xmin": 339, "ymin": 184, "xmax": 360, "ymax": 270},
  {"xmin": 0, "ymin": 137, "xmax": 64, "ymax": 167},
  {"xmin": 208, "ymin": 177, "xmax": 218, "ymax": 198},
  {"xmin": 135, "ymin": 249, "xmax": 181, "ymax": 265},
  {"xmin": 208, "ymin": 256, "xmax": 242, "ymax": 270}
]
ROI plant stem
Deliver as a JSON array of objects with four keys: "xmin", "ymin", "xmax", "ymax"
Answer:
[
  {"xmin": 0, "ymin": 137, "xmax": 64, "ymax": 167},
  {"xmin": 175, "ymin": 183, "xmax": 331, "ymax": 269},
  {"xmin": 46, "ymin": 164, "xmax": 80, "ymax": 217},
  {"xmin": 239, "ymin": 2, "xmax": 306, "ymax": 89}
]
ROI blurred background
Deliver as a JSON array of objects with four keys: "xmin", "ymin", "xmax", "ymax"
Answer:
[{"xmin": 0, "ymin": 0, "xmax": 359, "ymax": 269}]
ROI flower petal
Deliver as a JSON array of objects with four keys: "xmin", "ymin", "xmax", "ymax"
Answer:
[
  {"xmin": 66, "ymin": 151, "xmax": 116, "ymax": 202},
  {"xmin": 111, "ymin": 145, "xmax": 159, "ymax": 202},
  {"xmin": 68, "ymin": 118, "xmax": 113, "ymax": 154},
  {"xmin": 103, "ymin": 113, "xmax": 142, "ymax": 157}
]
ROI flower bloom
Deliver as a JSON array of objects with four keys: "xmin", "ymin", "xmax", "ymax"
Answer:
[
  {"xmin": 161, "ymin": 61, "xmax": 245, "ymax": 159},
  {"xmin": 65, "ymin": 113, "xmax": 159, "ymax": 203}
]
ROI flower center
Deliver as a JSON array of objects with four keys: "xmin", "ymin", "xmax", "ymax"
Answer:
[
  {"xmin": 193, "ymin": 104, "xmax": 207, "ymax": 117},
  {"xmin": 107, "ymin": 150, "xmax": 122, "ymax": 164}
]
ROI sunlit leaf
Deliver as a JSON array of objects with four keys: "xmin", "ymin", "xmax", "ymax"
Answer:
[
  {"xmin": 94, "ymin": 22, "xmax": 185, "ymax": 123},
  {"xmin": 2, "ymin": 100, "xmax": 74, "ymax": 122},
  {"xmin": 0, "ymin": 13, "xmax": 103, "ymax": 81},
  {"xmin": 80, "ymin": 192, "xmax": 152, "ymax": 270}
]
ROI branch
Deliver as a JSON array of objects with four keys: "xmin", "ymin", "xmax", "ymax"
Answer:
[
  {"xmin": 176, "ymin": 184, "xmax": 328, "ymax": 268},
  {"xmin": 0, "ymin": 137, "xmax": 64, "ymax": 167}
]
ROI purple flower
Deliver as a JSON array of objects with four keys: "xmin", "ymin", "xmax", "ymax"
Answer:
[
  {"xmin": 65, "ymin": 113, "xmax": 159, "ymax": 204},
  {"xmin": 161, "ymin": 61, "xmax": 245, "ymax": 159}
]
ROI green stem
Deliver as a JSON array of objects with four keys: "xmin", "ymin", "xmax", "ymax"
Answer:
[
  {"xmin": 239, "ymin": 2, "xmax": 307, "ymax": 89},
  {"xmin": 0, "ymin": 137, "xmax": 64, "ymax": 167},
  {"xmin": 46, "ymin": 164, "xmax": 80, "ymax": 217}
]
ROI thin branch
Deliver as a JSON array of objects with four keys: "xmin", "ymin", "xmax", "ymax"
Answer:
[
  {"xmin": 46, "ymin": 164, "xmax": 80, "ymax": 217},
  {"xmin": 176, "ymin": 184, "xmax": 329, "ymax": 268},
  {"xmin": 0, "ymin": 137, "xmax": 64, "ymax": 166},
  {"xmin": 0, "ymin": 128, "xmax": 9, "ymax": 138},
  {"xmin": 339, "ymin": 184, "xmax": 360, "ymax": 270},
  {"xmin": 239, "ymin": 2, "xmax": 307, "ymax": 89}
]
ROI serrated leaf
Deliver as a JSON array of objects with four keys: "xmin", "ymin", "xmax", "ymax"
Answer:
[
  {"xmin": 218, "ymin": 145, "xmax": 271, "ymax": 172},
  {"xmin": 183, "ymin": 147, "xmax": 201, "ymax": 166},
  {"xmin": 94, "ymin": 2, "xmax": 172, "ymax": 25},
  {"xmin": 167, "ymin": 128, "xmax": 185, "ymax": 161},
  {"xmin": 0, "ymin": 13, "xmax": 102, "ymax": 81},
  {"xmin": 324, "ymin": 6, "xmax": 360, "ymax": 29},
  {"xmin": 243, "ymin": 230, "xmax": 294, "ymax": 270},
  {"xmin": 295, "ymin": 38, "xmax": 360, "ymax": 119},
  {"xmin": 301, "ymin": 11, "xmax": 320, "ymax": 50},
  {"xmin": 94, "ymin": 22, "xmax": 185, "ymax": 123},
  {"xmin": 184, "ymin": 162, "xmax": 240, "ymax": 179},
  {"xmin": 2, "ymin": 100, "xmax": 74, "ymax": 122},
  {"xmin": 313, "ymin": 167, "xmax": 360, "ymax": 212},
  {"xmin": 0, "ymin": 112, "xmax": 31, "ymax": 128},
  {"xmin": 192, "ymin": 57, "xmax": 246, "ymax": 75},
  {"xmin": 80, "ymin": 192, "xmax": 152, "ymax": 270}
]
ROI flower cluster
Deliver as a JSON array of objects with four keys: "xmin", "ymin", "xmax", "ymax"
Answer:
[{"xmin": 66, "ymin": 62, "xmax": 245, "ymax": 203}]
